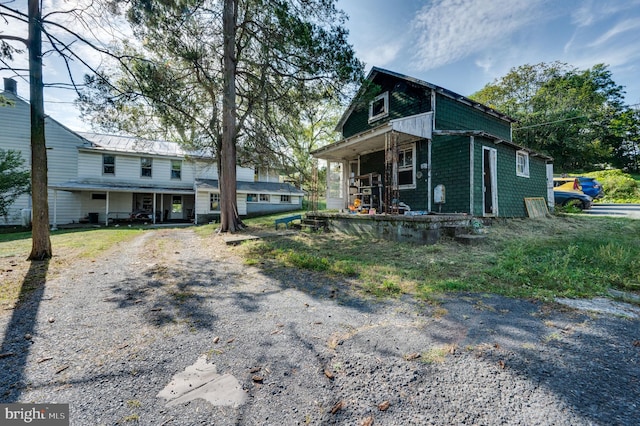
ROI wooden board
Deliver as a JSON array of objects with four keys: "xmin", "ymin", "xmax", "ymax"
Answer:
[{"xmin": 524, "ymin": 197, "xmax": 549, "ymax": 218}]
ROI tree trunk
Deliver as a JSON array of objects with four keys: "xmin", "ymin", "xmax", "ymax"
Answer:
[
  {"xmin": 27, "ymin": 0, "xmax": 52, "ymax": 260},
  {"xmin": 220, "ymin": 0, "xmax": 242, "ymax": 232}
]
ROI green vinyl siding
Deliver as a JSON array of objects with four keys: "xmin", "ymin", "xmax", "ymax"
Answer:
[
  {"xmin": 342, "ymin": 75, "xmax": 432, "ymax": 139},
  {"xmin": 430, "ymin": 136, "xmax": 471, "ymax": 214},
  {"xmin": 434, "ymin": 94, "xmax": 512, "ymax": 141},
  {"xmin": 472, "ymin": 138, "xmax": 549, "ymax": 217}
]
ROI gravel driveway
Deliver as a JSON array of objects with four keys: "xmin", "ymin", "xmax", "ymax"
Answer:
[{"xmin": 1, "ymin": 228, "xmax": 639, "ymax": 425}]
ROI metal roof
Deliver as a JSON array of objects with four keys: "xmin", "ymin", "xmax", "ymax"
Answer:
[
  {"xmin": 77, "ymin": 132, "xmax": 214, "ymax": 158},
  {"xmin": 50, "ymin": 179, "xmax": 194, "ymax": 194},
  {"xmin": 196, "ymin": 179, "xmax": 305, "ymax": 195}
]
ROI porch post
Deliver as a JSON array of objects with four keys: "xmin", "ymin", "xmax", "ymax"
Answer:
[
  {"xmin": 153, "ymin": 192, "xmax": 157, "ymax": 224},
  {"xmin": 51, "ymin": 189, "xmax": 58, "ymax": 231},
  {"xmin": 194, "ymin": 188, "xmax": 198, "ymax": 225},
  {"xmin": 427, "ymin": 139, "xmax": 432, "ymax": 213},
  {"xmin": 105, "ymin": 191, "xmax": 110, "ymax": 226},
  {"xmin": 161, "ymin": 194, "xmax": 164, "ymax": 223}
]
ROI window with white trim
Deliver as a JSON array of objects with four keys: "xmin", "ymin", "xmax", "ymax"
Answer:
[
  {"xmin": 247, "ymin": 193, "xmax": 258, "ymax": 202},
  {"xmin": 280, "ymin": 194, "xmax": 291, "ymax": 203},
  {"xmin": 260, "ymin": 194, "xmax": 270, "ymax": 202},
  {"xmin": 398, "ymin": 145, "xmax": 416, "ymax": 188},
  {"xmin": 103, "ymin": 154, "xmax": 115, "ymax": 175},
  {"xmin": 516, "ymin": 150, "xmax": 530, "ymax": 178},
  {"xmin": 141, "ymin": 157, "xmax": 152, "ymax": 177},
  {"xmin": 171, "ymin": 160, "xmax": 182, "ymax": 180},
  {"xmin": 369, "ymin": 92, "xmax": 389, "ymax": 123},
  {"xmin": 209, "ymin": 193, "xmax": 220, "ymax": 211}
]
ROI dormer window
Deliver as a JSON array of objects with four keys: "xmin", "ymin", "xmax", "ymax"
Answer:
[{"xmin": 369, "ymin": 92, "xmax": 389, "ymax": 123}]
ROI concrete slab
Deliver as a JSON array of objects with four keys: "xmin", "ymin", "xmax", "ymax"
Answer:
[{"xmin": 157, "ymin": 355, "xmax": 247, "ymax": 407}]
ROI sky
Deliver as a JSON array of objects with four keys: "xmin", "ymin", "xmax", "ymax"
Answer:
[{"xmin": 1, "ymin": 0, "xmax": 640, "ymax": 132}]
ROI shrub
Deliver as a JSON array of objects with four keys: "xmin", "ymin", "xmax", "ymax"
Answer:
[{"xmin": 583, "ymin": 169, "xmax": 640, "ymax": 202}]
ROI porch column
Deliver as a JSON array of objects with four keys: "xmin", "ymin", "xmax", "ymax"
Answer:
[
  {"xmin": 194, "ymin": 188, "xmax": 198, "ymax": 225},
  {"xmin": 427, "ymin": 139, "xmax": 432, "ymax": 213},
  {"xmin": 51, "ymin": 190, "xmax": 58, "ymax": 231},
  {"xmin": 161, "ymin": 194, "xmax": 164, "ymax": 223},
  {"xmin": 153, "ymin": 192, "xmax": 157, "ymax": 224},
  {"xmin": 105, "ymin": 191, "xmax": 110, "ymax": 226}
]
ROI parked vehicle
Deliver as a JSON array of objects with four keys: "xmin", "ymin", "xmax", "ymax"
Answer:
[
  {"xmin": 577, "ymin": 176, "xmax": 604, "ymax": 199},
  {"xmin": 553, "ymin": 177, "xmax": 581, "ymax": 192},
  {"xmin": 554, "ymin": 190, "xmax": 593, "ymax": 210}
]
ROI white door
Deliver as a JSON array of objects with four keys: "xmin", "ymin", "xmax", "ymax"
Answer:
[
  {"xmin": 482, "ymin": 147, "xmax": 498, "ymax": 216},
  {"xmin": 171, "ymin": 195, "xmax": 183, "ymax": 219},
  {"xmin": 546, "ymin": 163, "xmax": 555, "ymax": 211}
]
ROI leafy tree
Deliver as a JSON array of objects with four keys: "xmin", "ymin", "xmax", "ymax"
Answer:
[
  {"xmin": 471, "ymin": 62, "xmax": 632, "ymax": 172},
  {"xmin": 0, "ymin": 149, "xmax": 31, "ymax": 221},
  {"xmin": 78, "ymin": 0, "xmax": 363, "ymax": 232}
]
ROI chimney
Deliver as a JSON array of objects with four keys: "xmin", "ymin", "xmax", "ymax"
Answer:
[{"xmin": 3, "ymin": 78, "xmax": 17, "ymax": 95}]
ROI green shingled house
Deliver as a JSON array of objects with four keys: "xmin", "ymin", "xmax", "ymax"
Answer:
[{"xmin": 312, "ymin": 67, "xmax": 553, "ymax": 218}]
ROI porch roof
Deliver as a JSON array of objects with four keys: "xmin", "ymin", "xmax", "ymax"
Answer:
[
  {"xmin": 195, "ymin": 179, "xmax": 305, "ymax": 195},
  {"xmin": 50, "ymin": 179, "xmax": 195, "ymax": 194},
  {"xmin": 312, "ymin": 112, "xmax": 433, "ymax": 161}
]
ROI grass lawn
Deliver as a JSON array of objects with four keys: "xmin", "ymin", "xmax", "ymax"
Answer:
[{"xmin": 239, "ymin": 213, "xmax": 640, "ymax": 302}]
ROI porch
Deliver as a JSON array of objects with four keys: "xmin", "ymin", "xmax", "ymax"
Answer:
[{"xmin": 306, "ymin": 211, "xmax": 478, "ymax": 245}]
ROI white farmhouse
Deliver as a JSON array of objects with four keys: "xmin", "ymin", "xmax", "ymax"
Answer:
[{"xmin": 1, "ymin": 78, "xmax": 304, "ymax": 227}]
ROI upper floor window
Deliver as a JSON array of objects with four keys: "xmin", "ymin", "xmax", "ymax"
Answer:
[
  {"xmin": 103, "ymin": 154, "xmax": 115, "ymax": 175},
  {"xmin": 171, "ymin": 160, "xmax": 182, "ymax": 180},
  {"xmin": 141, "ymin": 157, "xmax": 152, "ymax": 177},
  {"xmin": 369, "ymin": 92, "xmax": 389, "ymax": 123},
  {"xmin": 516, "ymin": 150, "xmax": 530, "ymax": 178},
  {"xmin": 398, "ymin": 145, "xmax": 416, "ymax": 188},
  {"xmin": 209, "ymin": 193, "xmax": 220, "ymax": 211}
]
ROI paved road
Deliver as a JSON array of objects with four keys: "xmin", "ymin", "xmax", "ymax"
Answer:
[{"xmin": 584, "ymin": 203, "xmax": 640, "ymax": 218}]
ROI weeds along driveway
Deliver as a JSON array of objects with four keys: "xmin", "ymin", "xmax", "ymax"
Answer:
[{"xmin": 0, "ymin": 228, "xmax": 638, "ymax": 425}]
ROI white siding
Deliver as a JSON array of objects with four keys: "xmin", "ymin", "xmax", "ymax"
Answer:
[
  {"xmin": 0, "ymin": 95, "xmax": 81, "ymax": 225},
  {"xmin": 195, "ymin": 190, "xmax": 247, "ymax": 217},
  {"xmin": 194, "ymin": 161, "xmax": 218, "ymax": 180},
  {"xmin": 237, "ymin": 166, "xmax": 255, "ymax": 182}
]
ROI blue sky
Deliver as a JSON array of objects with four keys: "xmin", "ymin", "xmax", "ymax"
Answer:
[
  {"xmin": 338, "ymin": 0, "xmax": 640, "ymax": 105},
  {"xmin": 2, "ymin": 0, "xmax": 640, "ymax": 131}
]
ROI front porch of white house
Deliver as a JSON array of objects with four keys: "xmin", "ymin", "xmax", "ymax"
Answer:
[{"xmin": 49, "ymin": 181, "xmax": 195, "ymax": 228}]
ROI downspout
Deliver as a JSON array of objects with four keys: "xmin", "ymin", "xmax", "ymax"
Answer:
[
  {"xmin": 105, "ymin": 191, "xmax": 110, "ymax": 226},
  {"xmin": 469, "ymin": 136, "xmax": 474, "ymax": 215}
]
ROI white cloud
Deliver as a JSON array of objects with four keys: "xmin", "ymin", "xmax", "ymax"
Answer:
[
  {"xmin": 410, "ymin": 0, "xmax": 549, "ymax": 70},
  {"xmin": 589, "ymin": 19, "xmax": 640, "ymax": 47},
  {"xmin": 358, "ymin": 41, "xmax": 403, "ymax": 69},
  {"xmin": 572, "ymin": 0, "xmax": 640, "ymax": 27}
]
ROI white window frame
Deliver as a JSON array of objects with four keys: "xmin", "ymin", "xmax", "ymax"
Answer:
[
  {"xmin": 141, "ymin": 157, "xmax": 152, "ymax": 178},
  {"xmin": 102, "ymin": 154, "xmax": 115, "ymax": 175},
  {"xmin": 280, "ymin": 194, "xmax": 291, "ymax": 203},
  {"xmin": 398, "ymin": 143, "xmax": 416, "ymax": 189},
  {"xmin": 368, "ymin": 92, "xmax": 389, "ymax": 123},
  {"xmin": 259, "ymin": 193, "xmax": 270, "ymax": 202},
  {"xmin": 516, "ymin": 150, "xmax": 530, "ymax": 178},
  {"xmin": 171, "ymin": 160, "xmax": 182, "ymax": 180},
  {"xmin": 209, "ymin": 193, "xmax": 220, "ymax": 211},
  {"xmin": 246, "ymin": 193, "xmax": 258, "ymax": 202}
]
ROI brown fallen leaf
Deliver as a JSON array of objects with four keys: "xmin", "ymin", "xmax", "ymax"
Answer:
[
  {"xmin": 633, "ymin": 340, "xmax": 640, "ymax": 347},
  {"xmin": 324, "ymin": 368, "xmax": 334, "ymax": 380},
  {"xmin": 494, "ymin": 343, "xmax": 501, "ymax": 349},
  {"xmin": 330, "ymin": 400, "xmax": 344, "ymax": 414},
  {"xmin": 213, "ymin": 336, "xmax": 220, "ymax": 344},
  {"xmin": 270, "ymin": 329, "xmax": 282, "ymax": 335},
  {"xmin": 498, "ymin": 360, "xmax": 506, "ymax": 369},
  {"xmin": 361, "ymin": 416, "xmax": 374, "ymax": 426},
  {"xmin": 404, "ymin": 352, "xmax": 420, "ymax": 361},
  {"xmin": 227, "ymin": 338, "xmax": 235, "ymax": 344},
  {"xmin": 377, "ymin": 400, "xmax": 390, "ymax": 411},
  {"xmin": 252, "ymin": 375, "xmax": 263, "ymax": 383},
  {"xmin": 150, "ymin": 307, "xmax": 162, "ymax": 312},
  {"xmin": 249, "ymin": 367, "xmax": 261, "ymax": 373},
  {"xmin": 0, "ymin": 352, "xmax": 15, "ymax": 359},
  {"xmin": 37, "ymin": 357, "xmax": 53, "ymax": 363}
]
